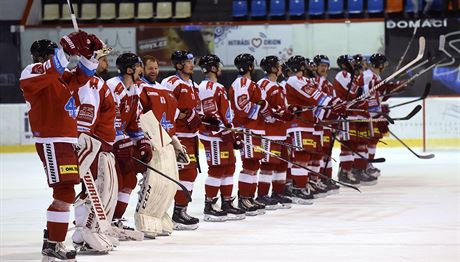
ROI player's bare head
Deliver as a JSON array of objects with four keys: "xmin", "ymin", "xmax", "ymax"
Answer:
[
  {"xmin": 337, "ymin": 55, "xmax": 354, "ymax": 74},
  {"xmin": 260, "ymin": 56, "xmax": 281, "ymax": 77},
  {"xmin": 95, "ymin": 47, "xmax": 112, "ymax": 76},
  {"xmin": 30, "ymin": 39, "xmax": 57, "ymax": 63},
  {"xmin": 116, "ymin": 52, "xmax": 143, "ymax": 81},
  {"xmin": 286, "ymin": 55, "xmax": 306, "ymax": 76},
  {"xmin": 171, "ymin": 50, "xmax": 195, "ymax": 75},
  {"xmin": 369, "ymin": 53, "xmax": 388, "ymax": 73},
  {"xmin": 313, "ymin": 54, "xmax": 330, "ymax": 77},
  {"xmin": 198, "ymin": 54, "xmax": 222, "ymax": 77},
  {"xmin": 142, "ymin": 55, "xmax": 159, "ymax": 82},
  {"xmin": 234, "ymin": 53, "xmax": 255, "ymax": 75}
]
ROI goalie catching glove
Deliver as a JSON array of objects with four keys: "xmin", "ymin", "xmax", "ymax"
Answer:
[{"xmin": 171, "ymin": 135, "xmax": 190, "ymax": 165}]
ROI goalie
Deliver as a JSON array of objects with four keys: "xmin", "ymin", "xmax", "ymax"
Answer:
[{"xmin": 137, "ymin": 55, "xmax": 190, "ymax": 237}]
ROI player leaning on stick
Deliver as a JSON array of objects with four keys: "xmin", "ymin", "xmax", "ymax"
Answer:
[
  {"xmin": 197, "ymin": 54, "xmax": 246, "ymax": 222},
  {"xmin": 161, "ymin": 51, "xmax": 202, "ymax": 230},
  {"xmin": 256, "ymin": 55, "xmax": 294, "ymax": 209},
  {"xmin": 106, "ymin": 53, "xmax": 152, "ymax": 239},
  {"xmin": 72, "ymin": 47, "xmax": 118, "ymax": 253},
  {"xmin": 19, "ymin": 30, "xmax": 102, "ymax": 261}
]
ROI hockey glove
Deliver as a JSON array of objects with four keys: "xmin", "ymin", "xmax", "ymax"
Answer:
[
  {"xmin": 272, "ymin": 106, "xmax": 295, "ymax": 122},
  {"xmin": 60, "ymin": 31, "xmax": 89, "ymax": 57},
  {"xmin": 258, "ymin": 100, "xmax": 276, "ymax": 124},
  {"xmin": 113, "ymin": 138, "xmax": 134, "ymax": 162},
  {"xmin": 202, "ymin": 116, "xmax": 221, "ymax": 132},
  {"xmin": 330, "ymin": 97, "xmax": 347, "ymax": 117},
  {"xmin": 136, "ymin": 138, "xmax": 153, "ymax": 163},
  {"xmin": 171, "ymin": 135, "xmax": 190, "ymax": 165},
  {"xmin": 233, "ymin": 134, "xmax": 244, "ymax": 150},
  {"xmin": 184, "ymin": 109, "xmax": 202, "ymax": 130},
  {"xmin": 287, "ymin": 104, "xmax": 303, "ymax": 115}
]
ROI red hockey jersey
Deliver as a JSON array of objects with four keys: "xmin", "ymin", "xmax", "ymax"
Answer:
[
  {"xmin": 139, "ymin": 77, "xmax": 179, "ymax": 137},
  {"xmin": 257, "ymin": 78, "xmax": 287, "ymax": 140},
  {"xmin": 106, "ymin": 76, "xmax": 144, "ymax": 142},
  {"xmin": 197, "ymin": 79, "xmax": 232, "ymax": 141},
  {"xmin": 19, "ymin": 48, "xmax": 97, "ymax": 143},
  {"xmin": 76, "ymin": 76, "xmax": 117, "ymax": 144},
  {"xmin": 161, "ymin": 75, "xmax": 200, "ymax": 137},
  {"xmin": 228, "ymin": 76, "xmax": 265, "ymax": 133}
]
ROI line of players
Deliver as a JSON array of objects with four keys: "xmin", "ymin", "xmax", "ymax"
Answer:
[{"xmin": 19, "ymin": 30, "xmax": 398, "ymax": 261}]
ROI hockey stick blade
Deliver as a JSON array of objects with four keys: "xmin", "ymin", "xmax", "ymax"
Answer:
[
  {"xmin": 390, "ymin": 83, "xmax": 431, "ymax": 109},
  {"xmin": 388, "ymin": 130, "xmax": 435, "ymax": 159},
  {"xmin": 131, "ymin": 157, "xmax": 193, "ymax": 202},
  {"xmin": 336, "ymin": 139, "xmax": 386, "ymax": 163},
  {"xmin": 385, "ymin": 104, "xmax": 422, "ymax": 122}
]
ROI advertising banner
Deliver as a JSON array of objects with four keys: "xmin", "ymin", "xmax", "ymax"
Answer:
[
  {"xmin": 385, "ymin": 18, "xmax": 460, "ymax": 96},
  {"xmin": 137, "ymin": 25, "xmax": 214, "ymax": 66},
  {"xmin": 214, "ymin": 25, "xmax": 294, "ymax": 65}
]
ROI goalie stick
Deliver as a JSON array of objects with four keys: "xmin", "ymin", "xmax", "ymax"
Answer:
[
  {"xmin": 132, "ymin": 157, "xmax": 193, "ymax": 202},
  {"xmin": 388, "ymin": 130, "xmax": 435, "ymax": 159},
  {"xmin": 240, "ymin": 140, "xmax": 361, "ymax": 192}
]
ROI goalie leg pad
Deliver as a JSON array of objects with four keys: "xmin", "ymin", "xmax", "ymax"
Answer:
[{"xmin": 135, "ymin": 144, "xmax": 178, "ymax": 236}]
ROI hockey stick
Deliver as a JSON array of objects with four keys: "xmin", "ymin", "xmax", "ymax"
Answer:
[
  {"xmin": 66, "ymin": 0, "xmax": 79, "ymax": 31},
  {"xmin": 347, "ymin": 37, "xmax": 426, "ymax": 108},
  {"xmin": 131, "ymin": 157, "xmax": 193, "ymax": 202},
  {"xmin": 390, "ymin": 83, "xmax": 431, "ymax": 109},
  {"xmin": 387, "ymin": 130, "xmax": 435, "ymax": 159},
  {"xmin": 202, "ymin": 123, "xmax": 337, "ymax": 162},
  {"xmin": 384, "ymin": 105, "xmax": 422, "ymax": 122},
  {"xmin": 334, "ymin": 138, "xmax": 386, "ymax": 163},
  {"xmin": 395, "ymin": 22, "xmax": 419, "ymax": 71},
  {"xmin": 240, "ymin": 140, "xmax": 361, "ymax": 192}
]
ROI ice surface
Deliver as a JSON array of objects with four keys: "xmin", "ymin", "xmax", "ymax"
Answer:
[{"xmin": 1, "ymin": 148, "xmax": 459, "ymax": 261}]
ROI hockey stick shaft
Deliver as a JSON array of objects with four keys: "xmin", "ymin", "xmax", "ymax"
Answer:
[
  {"xmin": 390, "ymin": 84, "xmax": 430, "ymax": 109},
  {"xmin": 66, "ymin": 0, "xmax": 79, "ymax": 31},
  {"xmin": 131, "ymin": 157, "xmax": 193, "ymax": 202},
  {"xmin": 240, "ymin": 140, "xmax": 361, "ymax": 192},
  {"xmin": 395, "ymin": 23, "xmax": 419, "ymax": 71},
  {"xmin": 387, "ymin": 130, "xmax": 435, "ymax": 159}
]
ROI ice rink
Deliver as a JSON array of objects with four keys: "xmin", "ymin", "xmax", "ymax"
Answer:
[{"xmin": 1, "ymin": 148, "xmax": 459, "ymax": 262}]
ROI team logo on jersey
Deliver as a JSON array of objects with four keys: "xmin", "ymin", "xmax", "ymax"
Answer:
[
  {"xmin": 237, "ymin": 94, "xmax": 249, "ymax": 110},
  {"xmin": 160, "ymin": 113, "xmax": 174, "ymax": 132},
  {"xmin": 202, "ymin": 98, "xmax": 217, "ymax": 113},
  {"xmin": 77, "ymin": 105, "xmax": 95, "ymax": 122}
]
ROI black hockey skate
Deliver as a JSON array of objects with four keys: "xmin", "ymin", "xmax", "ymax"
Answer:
[
  {"xmin": 366, "ymin": 163, "xmax": 381, "ymax": 178},
  {"xmin": 338, "ymin": 168, "xmax": 361, "ymax": 186},
  {"xmin": 352, "ymin": 168, "xmax": 378, "ymax": 186},
  {"xmin": 291, "ymin": 187, "xmax": 314, "ymax": 205},
  {"xmin": 270, "ymin": 193, "xmax": 292, "ymax": 209},
  {"xmin": 322, "ymin": 178, "xmax": 340, "ymax": 194},
  {"xmin": 42, "ymin": 230, "xmax": 77, "ymax": 262},
  {"xmin": 255, "ymin": 195, "xmax": 280, "ymax": 210},
  {"xmin": 309, "ymin": 179, "xmax": 328, "ymax": 198},
  {"xmin": 172, "ymin": 205, "xmax": 199, "ymax": 230},
  {"xmin": 204, "ymin": 197, "xmax": 228, "ymax": 222},
  {"xmin": 249, "ymin": 198, "xmax": 266, "ymax": 215},
  {"xmin": 221, "ymin": 196, "xmax": 246, "ymax": 220},
  {"xmin": 238, "ymin": 197, "xmax": 259, "ymax": 216}
]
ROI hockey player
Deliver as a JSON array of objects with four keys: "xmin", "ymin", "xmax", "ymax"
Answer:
[
  {"xmin": 161, "ymin": 51, "xmax": 202, "ymax": 230},
  {"xmin": 313, "ymin": 54, "xmax": 340, "ymax": 194},
  {"xmin": 137, "ymin": 55, "xmax": 190, "ymax": 237},
  {"xmin": 197, "ymin": 54, "xmax": 246, "ymax": 221},
  {"xmin": 285, "ymin": 55, "xmax": 346, "ymax": 204},
  {"xmin": 106, "ymin": 53, "xmax": 153, "ymax": 238},
  {"xmin": 73, "ymin": 47, "xmax": 117, "ymax": 253},
  {"xmin": 228, "ymin": 53, "xmax": 268, "ymax": 215},
  {"xmin": 19, "ymin": 31, "xmax": 103, "ymax": 261},
  {"xmin": 332, "ymin": 55, "xmax": 376, "ymax": 186},
  {"xmin": 357, "ymin": 53, "xmax": 390, "ymax": 180},
  {"xmin": 256, "ymin": 56, "xmax": 293, "ymax": 209}
]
